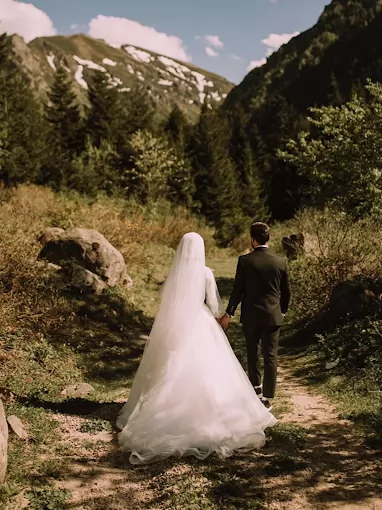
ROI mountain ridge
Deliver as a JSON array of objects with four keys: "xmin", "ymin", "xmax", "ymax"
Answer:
[{"xmin": 10, "ymin": 32, "xmax": 234, "ymax": 122}]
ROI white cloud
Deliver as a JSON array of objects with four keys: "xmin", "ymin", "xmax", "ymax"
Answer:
[
  {"xmin": 88, "ymin": 15, "xmax": 191, "ymax": 62},
  {"xmin": 205, "ymin": 46, "xmax": 218, "ymax": 57},
  {"xmin": 204, "ymin": 35, "xmax": 224, "ymax": 49},
  {"xmin": 0, "ymin": 0, "xmax": 56, "ymax": 41},
  {"xmin": 247, "ymin": 58, "xmax": 266, "ymax": 71},
  {"xmin": 262, "ymin": 31, "xmax": 299, "ymax": 53},
  {"xmin": 246, "ymin": 31, "xmax": 299, "ymax": 72}
]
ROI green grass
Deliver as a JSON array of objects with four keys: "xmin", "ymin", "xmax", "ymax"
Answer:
[{"xmin": 0, "ymin": 403, "xmax": 70, "ymax": 509}]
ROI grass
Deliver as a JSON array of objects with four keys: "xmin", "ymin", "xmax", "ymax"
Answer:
[
  {"xmin": 0, "ymin": 402, "xmax": 70, "ymax": 509},
  {"xmin": 1, "ymin": 188, "xmax": 382, "ymax": 508},
  {"xmin": 0, "ymin": 184, "xmax": 219, "ymax": 508}
]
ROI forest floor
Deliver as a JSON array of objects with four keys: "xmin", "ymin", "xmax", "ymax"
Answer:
[{"xmin": 3, "ymin": 255, "xmax": 382, "ymax": 510}]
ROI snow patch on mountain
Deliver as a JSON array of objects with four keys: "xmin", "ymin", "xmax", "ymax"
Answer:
[
  {"xmin": 108, "ymin": 75, "xmax": 123, "ymax": 87},
  {"xmin": 158, "ymin": 79, "xmax": 173, "ymax": 86},
  {"xmin": 124, "ymin": 46, "xmax": 153, "ymax": 63},
  {"xmin": 73, "ymin": 55, "xmax": 106, "ymax": 72},
  {"xmin": 38, "ymin": 41, "xmax": 232, "ymax": 110},
  {"xmin": 103, "ymin": 58, "xmax": 117, "ymax": 66},
  {"xmin": 46, "ymin": 53, "xmax": 56, "ymax": 71},
  {"xmin": 74, "ymin": 65, "xmax": 88, "ymax": 89}
]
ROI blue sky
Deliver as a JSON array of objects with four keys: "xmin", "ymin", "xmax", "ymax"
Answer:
[{"xmin": 3, "ymin": 0, "xmax": 330, "ymax": 83}]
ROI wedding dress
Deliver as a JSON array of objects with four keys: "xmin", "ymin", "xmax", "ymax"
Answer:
[{"xmin": 116, "ymin": 232, "xmax": 277, "ymax": 464}]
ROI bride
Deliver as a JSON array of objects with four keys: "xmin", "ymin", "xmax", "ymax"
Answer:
[{"xmin": 116, "ymin": 232, "xmax": 277, "ymax": 464}]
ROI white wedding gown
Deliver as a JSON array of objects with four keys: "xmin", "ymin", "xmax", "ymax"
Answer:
[{"xmin": 116, "ymin": 233, "xmax": 277, "ymax": 464}]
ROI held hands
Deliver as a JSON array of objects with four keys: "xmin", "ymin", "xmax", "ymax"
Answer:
[{"xmin": 219, "ymin": 314, "xmax": 230, "ymax": 331}]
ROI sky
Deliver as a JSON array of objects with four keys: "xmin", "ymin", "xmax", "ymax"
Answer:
[{"xmin": 0, "ymin": 0, "xmax": 330, "ymax": 84}]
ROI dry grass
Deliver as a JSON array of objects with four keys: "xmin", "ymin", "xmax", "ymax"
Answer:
[
  {"xmin": 0, "ymin": 184, "xmax": 220, "ymax": 508},
  {"xmin": 0, "ymin": 184, "xmax": 217, "ymax": 393}
]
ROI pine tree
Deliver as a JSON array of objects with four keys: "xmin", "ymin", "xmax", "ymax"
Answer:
[
  {"xmin": 164, "ymin": 104, "xmax": 188, "ymax": 153},
  {"xmin": 120, "ymin": 85, "xmax": 154, "ymax": 136},
  {"xmin": 86, "ymin": 70, "xmax": 121, "ymax": 147},
  {"xmin": 0, "ymin": 33, "xmax": 45, "ymax": 185},
  {"xmin": 44, "ymin": 66, "xmax": 83, "ymax": 188},
  {"xmin": 190, "ymin": 105, "xmax": 243, "ymax": 246},
  {"xmin": 228, "ymin": 107, "xmax": 269, "ymax": 221},
  {"xmin": 45, "ymin": 66, "xmax": 83, "ymax": 155},
  {"xmin": 164, "ymin": 104, "xmax": 194, "ymax": 207}
]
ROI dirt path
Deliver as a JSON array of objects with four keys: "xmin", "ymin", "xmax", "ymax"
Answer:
[
  {"xmin": 263, "ymin": 362, "xmax": 382, "ymax": 510},
  {"xmin": 49, "ymin": 357, "xmax": 382, "ymax": 510}
]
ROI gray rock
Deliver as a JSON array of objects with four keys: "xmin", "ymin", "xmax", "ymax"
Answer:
[
  {"xmin": 38, "ymin": 227, "xmax": 132, "ymax": 290},
  {"xmin": 7, "ymin": 415, "xmax": 28, "ymax": 440},
  {"xmin": 0, "ymin": 400, "xmax": 8, "ymax": 486},
  {"xmin": 68, "ymin": 264, "xmax": 108, "ymax": 295},
  {"xmin": 61, "ymin": 383, "xmax": 95, "ymax": 398}
]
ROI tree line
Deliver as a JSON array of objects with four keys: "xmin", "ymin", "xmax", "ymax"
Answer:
[{"xmin": 0, "ymin": 33, "xmax": 268, "ymax": 246}]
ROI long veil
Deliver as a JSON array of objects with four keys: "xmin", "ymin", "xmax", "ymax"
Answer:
[{"xmin": 116, "ymin": 232, "xmax": 206, "ymax": 429}]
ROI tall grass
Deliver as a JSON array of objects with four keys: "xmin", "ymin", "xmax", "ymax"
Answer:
[{"xmin": 0, "ymin": 184, "xmax": 217, "ymax": 395}]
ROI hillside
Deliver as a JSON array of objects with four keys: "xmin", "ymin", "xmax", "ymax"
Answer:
[
  {"xmin": 222, "ymin": 0, "xmax": 382, "ymax": 219},
  {"xmin": 224, "ymin": 0, "xmax": 382, "ymax": 111},
  {"xmin": 10, "ymin": 33, "xmax": 234, "ymax": 122}
]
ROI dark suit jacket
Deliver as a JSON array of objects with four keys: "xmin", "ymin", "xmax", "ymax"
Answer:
[{"xmin": 226, "ymin": 247, "xmax": 291, "ymax": 327}]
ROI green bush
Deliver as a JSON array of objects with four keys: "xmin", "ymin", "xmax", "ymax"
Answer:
[
  {"xmin": 286, "ymin": 207, "xmax": 382, "ymax": 322},
  {"xmin": 317, "ymin": 318, "xmax": 382, "ymax": 385}
]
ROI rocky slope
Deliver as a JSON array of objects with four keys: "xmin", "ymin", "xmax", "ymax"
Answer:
[{"xmin": 11, "ymin": 33, "xmax": 234, "ymax": 122}]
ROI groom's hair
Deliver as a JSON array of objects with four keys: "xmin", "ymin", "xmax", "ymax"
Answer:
[{"xmin": 250, "ymin": 222, "xmax": 270, "ymax": 244}]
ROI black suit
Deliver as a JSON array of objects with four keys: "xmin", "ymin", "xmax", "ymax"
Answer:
[{"xmin": 226, "ymin": 246, "xmax": 291, "ymax": 398}]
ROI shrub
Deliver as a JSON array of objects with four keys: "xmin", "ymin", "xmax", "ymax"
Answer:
[
  {"xmin": 286, "ymin": 207, "xmax": 382, "ymax": 322},
  {"xmin": 317, "ymin": 318, "xmax": 382, "ymax": 386}
]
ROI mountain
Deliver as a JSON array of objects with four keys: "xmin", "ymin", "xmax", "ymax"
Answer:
[
  {"xmin": 222, "ymin": 0, "xmax": 382, "ymax": 219},
  {"xmin": 10, "ymin": 33, "xmax": 234, "ymax": 122},
  {"xmin": 224, "ymin": 0, "xmax": 382, "ymax": 111}
]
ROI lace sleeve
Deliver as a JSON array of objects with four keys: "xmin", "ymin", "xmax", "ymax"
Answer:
[{"xmin": 205, "ymin": 267, "xmax": 224, "ymax": 318}]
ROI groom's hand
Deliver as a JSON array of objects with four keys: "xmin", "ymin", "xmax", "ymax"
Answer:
[{"xmin": 220, "ymin": 314, "xmax": 230, "ymax": 331}]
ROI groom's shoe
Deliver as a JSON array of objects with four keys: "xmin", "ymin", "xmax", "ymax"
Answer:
[
  {"xmin": 261, "ymin": 398, "xmax": 272, "ymax": 411},
  {"xmin": 254, "ymin": 385, "xmax": 263, "ymax": 397}
]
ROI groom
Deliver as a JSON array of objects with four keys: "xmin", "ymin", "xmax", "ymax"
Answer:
[{"xmin": 220, "ymin": 222, "xmax": 291, "ymax": 410}]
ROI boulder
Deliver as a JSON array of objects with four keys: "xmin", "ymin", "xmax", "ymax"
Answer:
[
  {"xmin": 38, "ymin": 228, "xmax": 132, "ymax": 290},
  {"xmin": 68, "ymin": 264, "xmax": 108, "ymax": 295},
  {"xmin": 0, "ymin": 400, "xmax": 8, "ymax": 486},
  {"xmin": 282, "ymin": 233, "xmax": 305, "ymax": 260},
  {"xmin": 61, "ymin": 383, "xmax": 95, "ymax": 398}
]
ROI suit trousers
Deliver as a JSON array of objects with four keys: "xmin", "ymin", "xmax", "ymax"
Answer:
[{"xmin": 242, "ymin": 323, "xmax": 280, "ymax": 399}]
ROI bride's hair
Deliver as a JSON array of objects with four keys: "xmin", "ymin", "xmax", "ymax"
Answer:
[{"xmin": 251, "ymin": 222, "xmax": 270, "ymax": 244}]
